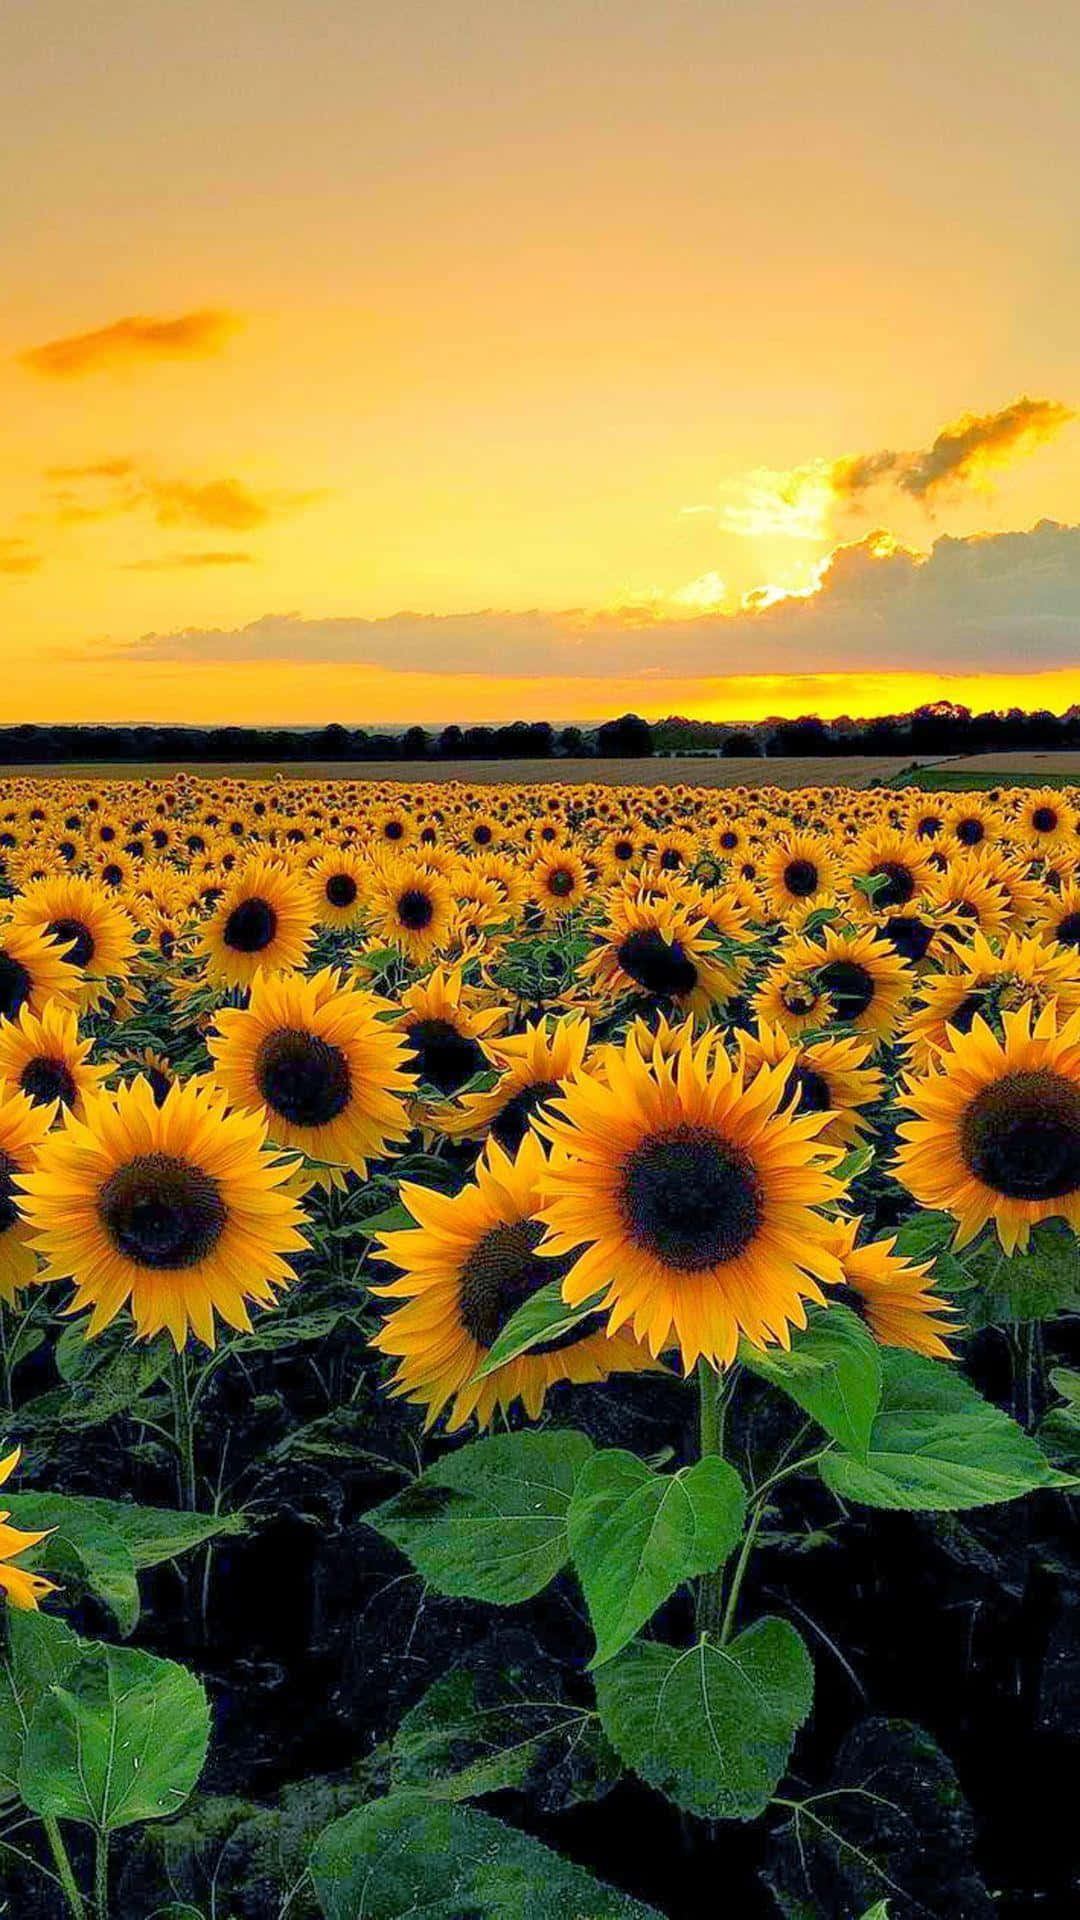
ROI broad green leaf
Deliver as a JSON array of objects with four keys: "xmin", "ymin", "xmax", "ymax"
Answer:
[
  {"xmin": 959, "ymin": 1220, "xmax": 1080, "ymax": 1326},
  {"xmin": 741, "ymin": 1305, "xmax": 882, "ymax": 1458},
  {"xmin": 361, "ymin": 1203, "xmax": 415, "ymax": 1236},
  {"xmin": 390, "ymin": 1662, "xmax": 618, "ymax": 1806},
  {"xmin": 890, "ymin": 1211, "xmax": 955, "ymax": 1260},
  {"xmin": 568, "ymin": 1450, "xmax": 746, "ymax": 1666},
  {"xmin": 0, "ymin": 1611, "xmax": 81, "ymax": 1804},
  {"xmin": 861, "ymin": 1905, "xmax": 890, "ymax": 1919},
  {"xmin": 594, "ymin": 1618, "xmax": 814, "ymax": 1820},
  {"xmin": 833, "ymin": 1144, "xmax": 874, "ymax": 1182},
  {"xmin": 19, "ymin": 1640, "xmax": 210, "ymax": 1831},
  {"xmin": 311, "ymin": 1793, "xmax": 664, "ymax": 1920},
  {"xmin": 54, "ymin": 1324, "xmax": 171, "ymax": 1423},
  {"xmin": 472, "ymin": 1278, "xmax": 608, "ymax": 1379},
  {"xmin": 4, "ymin": 1496, "xmax": 139, "ymax": 1636},
  {"xmin": 368, "ymin": 1430, "xmax": 592, "ymax": 1604},
  {"xmin": 820, "ymin": 1350, "xmax": 1077, "ymax": 1510},
  {"xmin": 1050, "ymin": 1366, "xmax": 1080, "ymax": 1407}
]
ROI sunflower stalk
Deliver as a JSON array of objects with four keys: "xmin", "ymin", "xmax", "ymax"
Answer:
[
  {"xmin": 41, "ymin": 1816, "xmax": 85, "ymax": 1920},
  {"xmin": 694, "ymin": 1357, "xmax": 735, "ymax": 1637},
  {"xmin": 171, "ymin": 1346, "xmax": 199, "ymax": 1510}
]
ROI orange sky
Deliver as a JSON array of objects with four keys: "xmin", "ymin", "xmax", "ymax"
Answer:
[{"xmin": 3, "ymin": 0, "xmax": 1079, "ymax": 725}]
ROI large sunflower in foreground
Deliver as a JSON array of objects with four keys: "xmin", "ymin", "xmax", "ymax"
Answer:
[
  {"xmin": 535, "ymin": 1027, "xmax": 847, "ymax": 1370},
  {"xmin": 823, "ymin": 1214, "xmax": 957, "ymax": 1358},
  {"xmin": 371, "ymin": 1133, "xmax": 659, "ymax": 1430},
  {"xmin": 0, "ymin": 1448, "xmax": 55, "ymax": 1610},
  {"xmin": 0, "ymin": 1088, "xmax": 56, "ymax": 1302},
  {"xmin": 896, "ymin": 1003, "xmax": 1080, "ymax": 1252},
  {"xmin": 16, "ymin": 1075, "xmax": 308, "ymax": 1345},
  {"xmin": 209, "ymin": 967, "xmax": 414, "ymax": 1174},
  {"xmin": 9, "ymin": 875, "xmax": 137, "ymax": 1013},
  {"xmin": 198, "ymin": 856, "xmax": 315, "ymax": 989}
]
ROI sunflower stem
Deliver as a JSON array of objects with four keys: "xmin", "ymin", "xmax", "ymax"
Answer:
[
  {"xmin": 171, "ymin": 1346, "xmax": 198, "ymax": 1509},
  {"xmin": 41, "ymin": 1816, "xmax": 85, "ymax": 1920},
  {"xmin": 694, "ymin": 1357, "xmax": 730, "ymax": 1637},
  {"xmin": 1009, "ymin": 1319, "xmax": 1045, "ymax": 1432},
  {"xmin": 94, "ymin": 1828, "xmax": 109, "ymax": 1920}
]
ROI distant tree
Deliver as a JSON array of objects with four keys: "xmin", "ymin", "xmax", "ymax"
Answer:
[
  {"xmin": 438, "ymin": 725, "xmax": 464, "ymax": 758},
  {"xmin": 559, "ymin": 725, "xmax": 587, "ymax": 756},
  {"xmin": 596, "ymin": 713, "xmax": 653, "ymax": 758},
  {"xmin": 400, "ymin": 725, "xmax": 429, "ymax": 759},
  {"xmin": 721, "ymin": 731, "xmax": 761, "ymax": 757}
]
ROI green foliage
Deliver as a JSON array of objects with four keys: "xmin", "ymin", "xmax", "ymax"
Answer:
[
  {"xmin": 18, "ymin": 1637, "xmax": 209, "ymax": 1831},
  {"xmin": 593, "ymin": 1617, "xmax": 814, "ymax": 1820},
  {"xmin": 820, "ymin": 1349, "xmax": 1077, "ymax": 1509},
  {"xmin": 471, "ymin": 1277, "xmax": 609, "ymax": 1378},
  {"xmin": 311, "ymin": 1793, "xmax": 665, "ymax": 1920},
  {"xmin": 368, "ymin": 1429, "xmax": 593, "ymax": 1603},
  {"xmin": 0, "ymin": 1610, "xmax": 81, "ymax": 1805},
  {"xmin": 567, "ymin": 1449, "xmax": 746, "ymax": 1666},
  {"xmin": 957, "ymin": 1220, "xmax": 1080, "ymax": 1326},
  {"xmin": 741, "ymin": 1303, "xmax": 882, "ymax": 1458}
]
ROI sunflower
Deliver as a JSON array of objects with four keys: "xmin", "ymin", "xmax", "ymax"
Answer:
[
  {"xmin": 117, "ymin": 1047, "xmax": 177, "ymax": 1106},
  {"xmin": 944, "ymin": 796, "xmax": 1002, "ymax": 852},
  {"xmin": 896, "ymin": 1002, "xmax": 1080, "ymax": 1252},
  {"xmin": 534, "ymin": 1025, "xmax": 846, "ymax": 1370},
  {"xmin": 443, "ymin": 1012, "xmax": 593, "ymax": 1150},
  {"xmin": 310, "ymin": 847, "xmax": 368, "ymax": 928},
  {"xmin": 0, "ymin": 1448, "xmax": 56, "ymax": 1611},
  {"xmin": 753, "ymin": 955, "xmax": 836, "ymax": 1039},
  {"xmin": 371, "ymin": 1133, "xmax": 659, "ymax": 1430},
  {"xmin": 737, "ymin": 1019, "xmax": 885, "ymax": 1148},
  {"xmin": 578, "ymin": 888, "xmax": 741, "ymax": 1021},
  {"xmin": 392, "ymin": 966, "xmax": 507, "ymax": 1103},
  {"xmin": 528, "ymin": 847, "xmax": 590, "ymax": 920},
  {"xmin": 366, "ymin": 858, "xmax": 455, "ymax": 964},
  {"xmin": 761, "ymin": 831, "xmax": 837, "ymax": 923},
  {"xmin": 198, "ymin": 856, "xmax": 315, "ymax": 989},
  {"xmin": 776, "ymin": 925, "xmax": 913, "ymax": 1046},
  {"xmin": 902, "ymin": 930, "xmax": 1080, "ymax": 1071},
  {"xmin": 0, "ymin": 920, "xmax": 78, "ymax": 1023},
  {"xmin": 0, "ymin": 1001, "xmax": 107, "ymax": 1118},
  {"xmin": 1016, "ymin": 788, "xmax": 1073, "ymax": 850},
  {"xmin": 843, "ymin": 828, "xmax": 934, "ymax": 920},
  {"xmin": 1034, "ymin": 878, "xmax": 1080, "ymax": 953},
  {"xmin": 17, "ymin": 1075, "xmax": 308, "ymax": 1345},
  {"xmin": 822, "ymin": 1215, "xmax": 957, "ymax": 1358},
  {"xmin": 0, "ymin": 1088, "xmax": 55, "ymax": 1302},
  {"xmin": 595, "ymin": 825, "xmax": 645, "ymax": 884},
  {"xmin": 209, "ymin": 966, "xmax": 414, "ymax": 1175},
  {"xmin": 9, "ymin": 875, "xmax": 137, "ymax": 1013}
]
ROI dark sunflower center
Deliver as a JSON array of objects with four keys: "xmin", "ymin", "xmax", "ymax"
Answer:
[
  {"xmin": 223, "ymin": 897, "xmax": 277, "ymax": 953},
  {"xmin": 101, "ymin": 864, "xmax": 123, "ymax": 888},
  {"xmin": 783, "ymin": 858, "xmax": 819, "ymax": 898},
  {"xmin": 0, "ymin": 1149, "xmax": 18, "ymax": 1234},
  {"xmin": 326, "ymin": 873, "xmax": 358, "ymax": 908},
  {"xmin": 384, "ymin": 821, "xmax": 405, "ymax": 841},
  {"xmin": 617, "ymin": 928, "xmax": 698, "ymax": 997},
  {"xmin": 868, "ymin": 860, "xmax": 915, "ymax": 908},
  {"xmin": 48, "ymin": 918, "xmax": 95, "ymax": 969},
  {"xmin": 473, "ymin": 825, "xmax": 493, "ymax": 845},
  {"xmin": 0, "ymin": 951, "xmax": 32, "ymax": 1020},
  {"xmin": 547, "ymin": 867, "xmax": 576, "ymax": 898},
  {"xmin": 956, "ymin": 817, "xmax": 985, "ymax": 847},
  {"xmin": 659, "ymin": 848, "xmax": 682, "ymax": 871},
  {"xmin": 20, "ymin": 1056, "xmax": 78, "ymax": 1107},
  {"xmin": 397, "ymin": 888, "xmax": 434, "ymax": 931},
  {"xmin": 817, "ymin": 958, "xmax": 875, "ymax": 1021},
  {"xmin": 614, "ymin": 839, "xmax": 635, "ymax": 861},
  {"xmin": 1055, "ymin": 911, "xmax": 1080, "ymax": 949},
  {"xmin": 915, "ymin": 816, "xmax": 942, "ymax": 839},
  {"xmin": 884, "ymin": 915, "xmax": 934, "ymax": 964},
  {"xmin": 780, "ymin": 978, "xmax": 818, "ymax": 1016},
  {"xmin": 789, "ymin": 1063, "xmax": 831, "ymax": 1114},
  {"xmin": 492, "ymin": 1080, "xmax": 561, "ymax": 1153},
  {"xmin": 1033, "ymin": 806, "xmax": 1058, "ymax": 833},
  {"xmin": 458, "ymin": 1219, "xmax": 592, "ymax": 1350},
  {"xmin": 620, "ymin": 1125, "xmax": 764, "ymax": 1270},
  {"xmin": 98, "ymin": 1153, "xmax": 227, "ymax": 1269},
  {"xmin": 960, "ymin": 1070, "xmax": 1080, "ymax": 1200},
  {"xmin": 948, "ymin": 991, "xmax": 985, "ymax": 1035},
  {"xmin": 719, "ymin": 831, "xmax": 739, "ymax": 850},
  {"xmin": 254, "ymin": 1027, "xmax": 352, "ymax": 1127},
  {"xmin": 406, "ymin": 1018, "xmax": 486, "ymax": 1096}
]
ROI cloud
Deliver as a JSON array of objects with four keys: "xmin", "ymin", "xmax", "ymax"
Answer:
[
  {"xmin": 706, "ymin": 396, "xmax": 1075, "ymax": 540},
  {"xmin": 0, "ymin": 537, "xmax": 42, "ymax": 576},
  {"xmin": 19, "ymin": 310, "xmax": 241, "ymax": 378},
  {"xmin": 121, "ymin": 550, "xmax": 256, "ymax": 571},
  {"xmin": 46, "ymin": 462, "xmax": 322, "ymax": 532},
  {"xmin": 108, "ymin": 519, "xmax": 1080, "ymax": 680}
]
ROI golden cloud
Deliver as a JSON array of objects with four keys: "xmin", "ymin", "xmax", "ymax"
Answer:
[
  {"xmin": 121, "ymin": 550, "xmax": 256, "ymax": 570},
  {"xmin": 0, "ymin": 537, "xmax": 42, "ymax": 576},
  {"xmin": 19, "ymin": 310, "xmax": 241, "ymax": 378}
]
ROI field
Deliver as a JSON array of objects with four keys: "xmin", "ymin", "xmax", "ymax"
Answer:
[
  {"xmin": 0, "ymin": 754, "xmax": 925, "ymax": 787},
  {"xmin": 1, "ymin": 769, "xmax": 1079, "ymax": 1920}
]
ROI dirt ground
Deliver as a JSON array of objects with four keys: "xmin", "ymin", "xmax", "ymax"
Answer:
[{"xmin": 0, "ymin": 755, "xmax": 923, "ymax": 788}]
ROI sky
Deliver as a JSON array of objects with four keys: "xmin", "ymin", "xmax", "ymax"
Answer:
[{"xmin": 2, "ymin": 0, "xmax": 1079, "ymax": 727}]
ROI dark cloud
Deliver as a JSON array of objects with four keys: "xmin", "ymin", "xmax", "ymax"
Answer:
[
  {"xmin": 19, "ymin": 310, "xmax": 242, "ymax": 378},
  {"xmin": 109, "ymin": 520, "xmax": 1080, "ymax": 679},
  {"xmin": 832, "ymin": 397, "xmax": 1074, "ymax": 505}
]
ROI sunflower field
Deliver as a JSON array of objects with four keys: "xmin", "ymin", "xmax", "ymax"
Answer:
[{"xmin": 1, "ymin": 772, "xmax": 1080, "ymax": 1919}]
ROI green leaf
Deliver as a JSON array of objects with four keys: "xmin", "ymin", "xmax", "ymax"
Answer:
[
  {"xmin": 368, "ymin": 1430, "xmax": 592, "ymax": 1604},
  {"xmin": 890, "ymin": 1211, "xmax": 956, "ymax": 1260},
  {"xmin": 594, "ymin": 1618, "xmax": 814, "ymax": 1820},
  {"xmin": 390, "ymin": 1662, "xmax": 618, "ymax": 1807},
  {"xmin": 820, "ymin": 1350, "xmax": 1077, "ymax": 1510},
  {"xmin": 741, "ymin": 1305, "xmax": 882, "ymax": 1459},
  {"xmin": 833, "ymin": 1144, "xmax": 874, "ymax": 1182},
  {"xmin": 310, "ymin": 1793, "xmax": 665, "ymax": 1919},
  {"xmin": 959, "ymin": 1219, "xmax": 1080, "ymax": 1326},
  {"xmin": 861, "ymin": 1905, "xmax": 891, "ymax": 1920},
  {"xmin": 0, "ymin": 1611, "xmax": 82, "ymax": 1804},
  {"xmin": 1050, "ymin": 1366, "xmax": 1080, "ymax": 1407},
  {"xmin": 54, "ymin": 1324, "xmax": 172, "ymax": 1425},
  {"xmin": 568, "ymin": 1450, "xmax": 746, "ymax": 1666},
  {"xmin": 19, "ymin": 1640, "xmax": 210, "ymax": 1831},
  {"xmin": 471, "ymin": 1278, "xmax": 609, "ymax": 1379},
  {"xmin": 361, "ymin": 1202, "xmax": 415, "ymax": 1236}
]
